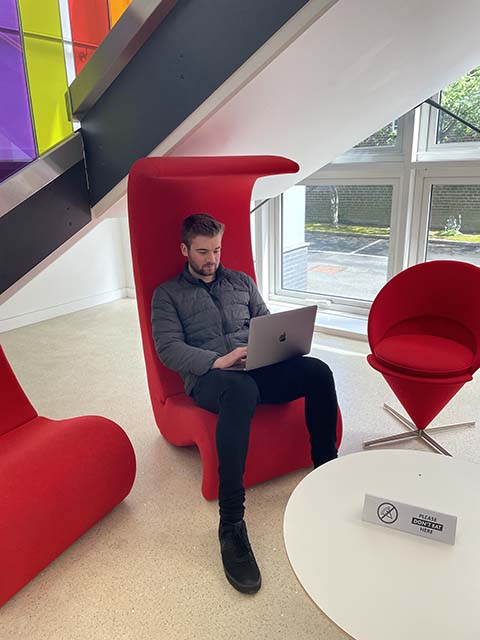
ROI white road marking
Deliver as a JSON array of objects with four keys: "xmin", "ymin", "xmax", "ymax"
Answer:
[{"xmin": 350, "ymin": 238, "xmax": 384, "ymax": 255}]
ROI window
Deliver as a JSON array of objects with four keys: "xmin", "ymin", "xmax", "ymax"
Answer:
[
  {"xmin": 279, "ymin": 181, "xmax": 397, "ymax": 304},
  {"xmin": 355, "ymin": 121, "xmax": 398, "ymax": 148},
  {"xmin": 436, "ymin": 68, "xmax": 480, "ymax": 144},
  {"xmin": 268, "ymin": 68, "xmax": 480, "ymax": 326},
  {"xmin": 425, "ymin": 182, "xmax": 480, "ymax": 267},
  {"xmin": 250, "ymin": 200, "xmax": 256, "ymax": 268},
  {"xmin": 334, "ymin": 118, "xmax": 406, "ymax": 165},
  {"xmin": 418, "ymin": 66, "xmax": 480, "ymax": 159}
]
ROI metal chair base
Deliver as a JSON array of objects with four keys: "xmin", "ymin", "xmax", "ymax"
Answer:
[{"xmin": 363, "ymin": 403, "xmax": 476, "ymax": 457}]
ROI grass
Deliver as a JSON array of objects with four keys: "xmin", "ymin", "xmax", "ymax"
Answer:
[
  {"xmin": 305, "ymin": 223, "xmax": 480, "ymax": 243},
  {"xmin": 429, "ymin": 230, "xmax": 480, "ymax": 243},
  {"xmin": 306, "ymin": 223, "xmax": 389, "ymax": 236}
]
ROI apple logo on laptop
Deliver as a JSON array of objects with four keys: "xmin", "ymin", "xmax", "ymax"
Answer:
[{"xmin": 279, "ymin": 332, "xmax": 287, "ymax": 342}]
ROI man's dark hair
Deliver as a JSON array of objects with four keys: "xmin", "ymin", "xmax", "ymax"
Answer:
[{"xmin": 181, "ymin": 213, "xmax": 225, "ymax": 248}]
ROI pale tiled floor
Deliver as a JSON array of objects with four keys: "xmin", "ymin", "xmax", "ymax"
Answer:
[{"xmin": 1, "ymin": 299, "xmax": 479, "ymax": 639}]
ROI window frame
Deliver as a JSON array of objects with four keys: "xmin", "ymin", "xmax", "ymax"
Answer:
[
  {"xmin": 408, "ymin": 168, "xmax": 480, "ymax": 265},
  {"xmin": 417, "ymin": 95, "xmax": 480, "ymax": 162},
  {"xmin": 260, "ymin": 78, "xmax": 480, "ymax": 331},
  {"xmin": 332, "ymin": 116, "xmax": 406, "ymax": 165},
  {"xmin": 269, "ymin": 175, "xmax": 402, "ymax": 314}
]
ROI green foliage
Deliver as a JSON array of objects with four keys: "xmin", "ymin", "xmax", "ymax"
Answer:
[
  {"xmin": 438, "ymin": 67, "xmax": 480, "ymax": 143},
  {"xmin": 356, "ymin": 122, "xmax": 398, "ymax": 147}
]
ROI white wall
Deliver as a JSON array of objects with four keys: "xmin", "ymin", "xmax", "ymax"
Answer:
[
  {"xmin": 283, "ymin": 186, "xmax": 306, "ymax": 250},
  {"xmin": 0, "ymin": 219, "xmax": 128, "ymax": 332}
]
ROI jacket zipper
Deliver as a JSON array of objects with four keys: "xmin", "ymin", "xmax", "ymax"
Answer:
[{"xmin": 205, "ymin": 286, "xmax": 232, "ymax": 353}]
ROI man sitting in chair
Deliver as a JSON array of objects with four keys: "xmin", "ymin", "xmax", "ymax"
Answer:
[{"xmin": 151, "ymin": 213, "xmax": 338, "ymax": 594}]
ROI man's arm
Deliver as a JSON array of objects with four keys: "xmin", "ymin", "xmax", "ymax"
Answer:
[
  {"xmin": 151, "ymin": 287, "xmax": 219, "ymax": 377},
  {"xmin": 247, "ymin": 275, "xmax": 270, "ymax": 318}
]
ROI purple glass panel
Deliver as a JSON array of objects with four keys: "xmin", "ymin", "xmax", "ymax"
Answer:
[
  {"xmin": 0, "ymin": 160, "xmax": 30, "ymax": 182},
  {"xmin": 0, "ymin": 0, "xmax": 36, "ymax": 172},
  {"xmin": 0, "ymin": 0, "xmax": 19, "ymax": 31}
]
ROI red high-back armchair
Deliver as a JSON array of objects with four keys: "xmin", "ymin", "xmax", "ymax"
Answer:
[
  {"xmin": 127, "ymin": 156, "xmax": 342, "ymax": 499},
  {"xmin": 364, "ymin": 260, "xmax": 480, "ymax": 455}
]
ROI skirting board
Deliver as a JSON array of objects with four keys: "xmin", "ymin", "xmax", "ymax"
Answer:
[{"xmin": 0, "ymin": 288, "xmax": 128, "ymax": 333}]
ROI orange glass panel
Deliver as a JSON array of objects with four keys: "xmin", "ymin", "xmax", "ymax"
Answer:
[{"xmin": 108, "ymin": 0, "xmax": 132, "ymax": 26}]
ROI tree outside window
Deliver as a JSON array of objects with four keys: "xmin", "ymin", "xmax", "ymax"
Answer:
[{"xmin": 437, "ymin": 67, "xmax": 480, "ymax": 144}]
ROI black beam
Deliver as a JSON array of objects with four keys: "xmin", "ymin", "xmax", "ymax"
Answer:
[
  {"xmin": 0, "ymin": 161, "xmax": 91, "ymax": 295},
  {"xmin": 80, "ymin": 0, "xmax": 311, "ymax": 206}
]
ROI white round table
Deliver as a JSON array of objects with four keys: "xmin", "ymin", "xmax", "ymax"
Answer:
[{"xmin": 284, "ymin": 449, "xmax": 480, "ymax": 640}]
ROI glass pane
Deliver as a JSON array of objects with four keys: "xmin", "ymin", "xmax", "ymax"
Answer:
[
  {"xmin": 22, "ymin": 35, "xmax": 73, "ymax": 153},
  {"xmin": 0, "ymin": 31, "xmax": 36, "ymax": 166},
  {"xmin": 0, "ymin": 0, "xmax": 36, "ymax": 182},
  {"xmin": 355, "ymin": 121, "xmax": 398, "ymax": 148},
  {"xmin": 73, "ymin": 43, "xmax": 98, "ymax": 73},
  {"xmin": 18, "ymin": 0, "xmax": 73, "ymax": 154},
  {"xmin": 426, "ymin": 184, "xmax": 480, "ymax": 267},
  {"xmin": 68, "ymin": 0, "xmax": 109, "ymax": 44},
  {"xmin": 108, "ymin": 0, "xmax": 132, "ymax": 26},
  {"xmin": 68, "ymin": 0, "xmax": 110, "ymax": 73},
  {"xmin": 436, "ymin": 67, "xmax": 480, "ymax": 144},
  {"xmin": 281, "ymin": 184, "xmax": 392, "ymax": 302},
  {"xmin": 18, "ymin": 0, "xmax": 63, "ymax": 38},
  {"xmin": 0, "ymin": 0, "xmax": 20, "ymax": 30},
  {"xmin": 0, "ymin": 161, "xmax": 31, "ymax": 181}
]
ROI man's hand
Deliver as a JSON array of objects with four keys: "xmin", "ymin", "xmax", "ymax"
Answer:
[{"xmin": 212, "ymin": 347, "xmax": 248, "ymax": 370}]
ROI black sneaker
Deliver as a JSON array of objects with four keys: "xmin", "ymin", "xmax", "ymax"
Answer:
[{"xmin": 219, "ymin": 520, "xmax": 261, "ymax": 594}]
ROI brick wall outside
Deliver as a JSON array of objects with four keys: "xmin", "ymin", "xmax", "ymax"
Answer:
[
  {"xmin": 430, "ymin": 185, "xmax": 480, "ymax": 233},
  {"xmin": 282, "ymin": 244, "xmax": 308, "ymax": 290},
  {"xmin": 306, "ymin": 185, "xmax": 393, "ymax": 228},
  {"xmin": 306, "ymin": 184, "xmax": 480, "ymax": 233}
]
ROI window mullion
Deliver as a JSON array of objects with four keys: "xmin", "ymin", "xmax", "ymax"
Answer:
[{"xmin": 389, "ymin": 109, "xmax": 417, "ymax": 278}]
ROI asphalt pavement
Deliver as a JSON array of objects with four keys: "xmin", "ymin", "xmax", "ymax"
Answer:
[{"xmin": 299, "ymin": 231, "xmax": 480, "ymax": 301}]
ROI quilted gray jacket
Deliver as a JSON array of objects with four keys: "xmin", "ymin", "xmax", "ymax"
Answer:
[{"xmin": 151, "ymin": 263, "xmax": 269, "ymax": 395}]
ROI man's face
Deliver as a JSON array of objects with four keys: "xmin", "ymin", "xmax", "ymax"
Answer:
[{"xmin": 181, "ymin": 233, "xmax": 222, "ymax": 280}]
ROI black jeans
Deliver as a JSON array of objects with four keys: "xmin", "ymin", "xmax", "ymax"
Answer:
[{"xmin": 191, "ymin": 356, "xmax": 338, "ymax": 523}]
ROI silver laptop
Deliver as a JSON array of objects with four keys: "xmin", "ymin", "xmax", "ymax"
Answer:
[{"xmin": 225, "ymin": 305, "xmax": 317, "ymax": 371}]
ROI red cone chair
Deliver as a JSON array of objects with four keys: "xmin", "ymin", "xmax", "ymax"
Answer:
[
  {"xmin": 127, "ymin": 155, "xmax": 342, "ymax": 499},
  {"xmin": 0, "ymin": 346, "xmax": 136, "ymax": 607},
  {"xmin": 364, "ymin": 260, "xmax": 480, "ymax": 455}
]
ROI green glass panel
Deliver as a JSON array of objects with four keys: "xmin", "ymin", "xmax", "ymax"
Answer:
[
  {"xmin": 18, "ymin": 0, "xmax": 62, "ymax": 38},
  {"xmin": 22, "ymin": 35, "xmax": 72, "ymax": 153}
]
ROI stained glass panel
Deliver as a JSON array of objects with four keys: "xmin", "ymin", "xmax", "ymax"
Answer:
[
  {"xmin": 108, "ymin": 0, "xmax": 132, "ymax": 26},
  {"xmin": 22, "ymin": 35, "xmax": 73, "ymax": 153},
  {"xmin": 0, "ymin": 0, "xmax": 36, "ymax": 180},
  {"xmin": 68, "ymin": 0, "xmax": 109, "ymax": 73}
]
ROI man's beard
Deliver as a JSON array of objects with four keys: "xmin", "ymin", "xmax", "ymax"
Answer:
[{"xmin": 189, "ymin": 259, "xmax": 218, "ymax": 277}]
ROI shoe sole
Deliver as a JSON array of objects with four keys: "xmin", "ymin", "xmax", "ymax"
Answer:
[{"xmin": 224, "ymin": 569, "xmax": 262, "ymax": 594}]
